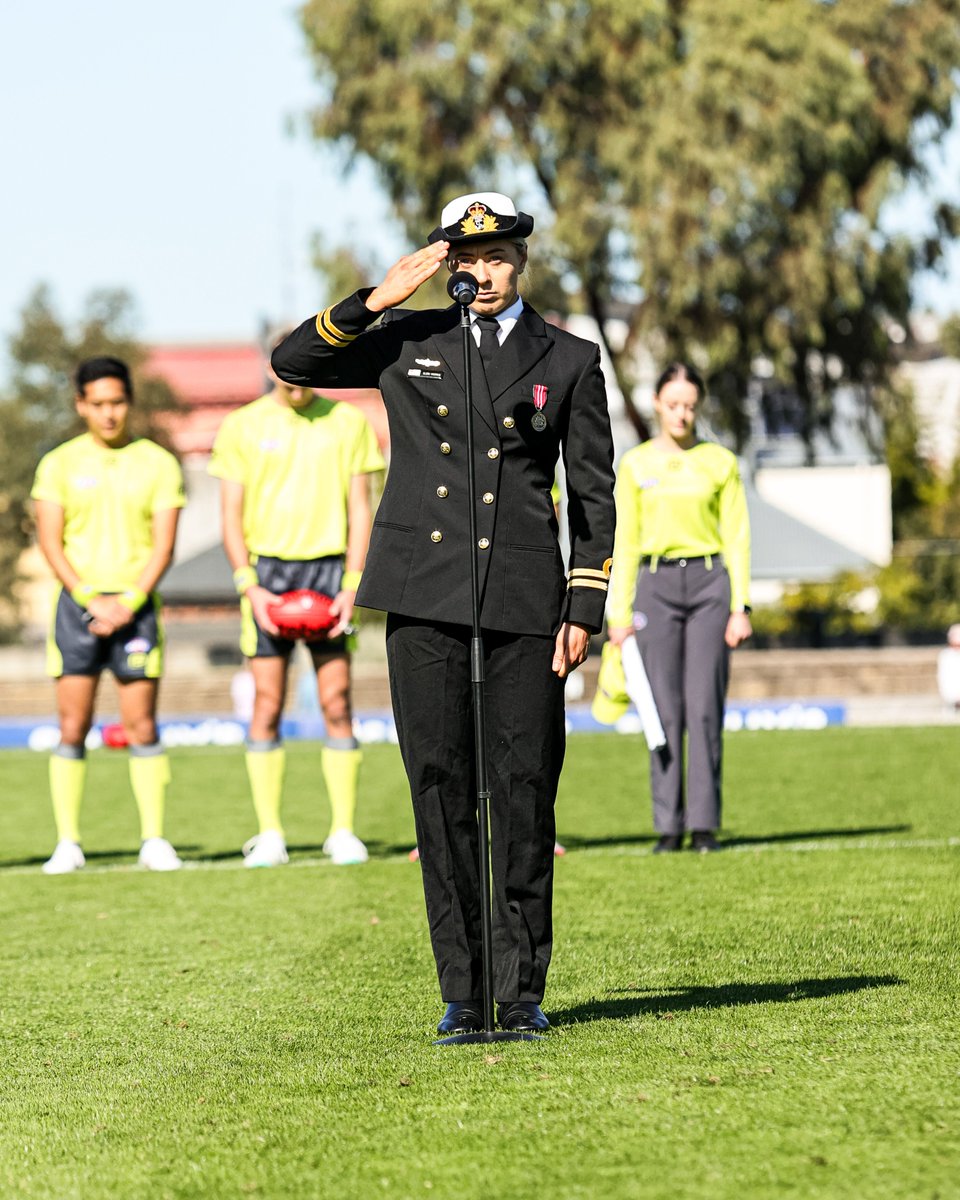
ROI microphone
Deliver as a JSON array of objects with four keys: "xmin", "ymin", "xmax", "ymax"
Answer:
[{"xmin": 447, "ymin": 271, "xmax": 478, "ymax": 306}]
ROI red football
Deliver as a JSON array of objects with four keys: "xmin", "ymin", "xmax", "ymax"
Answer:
[
  {"xmin": 266, "ymin": 589, "xmax": 337, "ymax": 640},
  {"xmin": 101, "ymin": 722, "xmax": 129, "ymax": 749}
]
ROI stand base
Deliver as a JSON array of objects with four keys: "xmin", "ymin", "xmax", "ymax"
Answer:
[{"xmin": 434, "ymin": 1029, "xmax": 543, "ymax": 1046}]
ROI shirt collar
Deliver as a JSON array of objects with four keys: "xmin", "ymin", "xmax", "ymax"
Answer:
[{"xmin": 468, "ymin": 294, "xmax": 524, "ymax": 336}]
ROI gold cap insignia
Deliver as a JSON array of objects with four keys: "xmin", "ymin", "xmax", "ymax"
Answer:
[{"xmin": 461, "ymin": 202, "xmax": 499, "ymax": 236}]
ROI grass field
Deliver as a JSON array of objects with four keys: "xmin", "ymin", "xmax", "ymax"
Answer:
[{"xmin": 0, "ymin": 727, "xmax": 957, "ymax": 1199}]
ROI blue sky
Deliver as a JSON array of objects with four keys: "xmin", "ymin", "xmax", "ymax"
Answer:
[{"xmin": 0, "ymin": 1, "xmax": 957, "ymax": 353}]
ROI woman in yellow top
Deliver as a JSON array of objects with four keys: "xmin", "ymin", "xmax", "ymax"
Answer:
[{"xmin": 607, "ymin": 363, "xmax": 752, "ymax": 852}]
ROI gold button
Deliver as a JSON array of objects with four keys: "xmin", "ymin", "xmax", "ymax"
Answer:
[
  {"xmin": 437, "ymin": 405, "xmax": 449, "ymax": 418},
  {"xmin": 440, "ymin": 442, "xmax": 451, "ymax": 455},
  {"xmin": 487, "ymin": 447, "xmax": 499, "ymax": 459},
  {"xmin": 503, "ymin": 416, "xmax": 515, "ymax": 429},
  {"xmin": 482, "ymin": 492, "xmax": 494, "ymax": 504},
  {"xmin": 437, "ymin": 486, "xmax": 448, "ymax": 499},
  {"xmin": 430, "ymin": 530, "xmax": 443, "ymax": 543},
  {"xmin": 478, "ymin": 538, "xmax": 490, "ymax": 550}
]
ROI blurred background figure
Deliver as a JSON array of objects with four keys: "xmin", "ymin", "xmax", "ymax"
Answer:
[
  {"xmin": 937, "ymin": 623, "xmax": 960, "ymax": 711},
  {"xmin": 606, "ymin": 363, "xmax": 752, "ymax": 854},
  {"xmin": 209, "ymin": 359, "xmax": 384, "ymax": 867},
  {"xmin": 31, "ymin": 356, "xmax": 185, "ymax": 874}
]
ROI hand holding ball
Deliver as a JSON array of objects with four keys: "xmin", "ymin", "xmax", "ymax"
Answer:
[{"xmin": 266, "ymin": 589, "xmax": 338, "ymax": 641}]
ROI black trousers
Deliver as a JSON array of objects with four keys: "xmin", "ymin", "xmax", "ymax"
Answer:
[{"xmin": 386, "ymin": 615, "xmax": 565, "ymax": 1002}]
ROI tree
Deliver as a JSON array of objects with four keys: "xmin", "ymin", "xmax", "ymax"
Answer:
[
  {"xmin": 298, "ymin": 0, "xmax": 960, "ymax": 449},
  {"xmin": 0, "ymin": 286, "xmax": 181, "ymax": 637}
]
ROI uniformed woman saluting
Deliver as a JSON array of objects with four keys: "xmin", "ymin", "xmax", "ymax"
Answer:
[{"xmin": 607, "ymin": 363, "xmax": 752, "ymax": 853}]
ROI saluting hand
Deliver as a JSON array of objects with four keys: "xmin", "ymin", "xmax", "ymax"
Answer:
[{"xmin": 365, "ymin": 242, "xmax": 450, "ymax": 313}]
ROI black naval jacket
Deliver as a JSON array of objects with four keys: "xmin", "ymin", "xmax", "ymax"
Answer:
[{"xmin": 272, "ymin": 289, "xmax": 616, "ymax": 636}]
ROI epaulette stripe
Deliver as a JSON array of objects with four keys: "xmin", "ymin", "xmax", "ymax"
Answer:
[{"xmin": 567, "ymin": 579, "xmax": 609, "ymax": 592}]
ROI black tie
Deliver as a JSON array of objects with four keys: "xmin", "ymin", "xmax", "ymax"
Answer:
[{"xmin": 476, "ymin": 315, "xmax": 500, "ymax": 365}]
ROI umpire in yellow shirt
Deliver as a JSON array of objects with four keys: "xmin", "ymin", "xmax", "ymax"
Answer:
[
  {"xmin": 209, "ymin": 364, "xmax": 385, "ymax": 867},
  {"xmin": 607, "ymin": 363, "xmax": 752, "ymax": 853},
  {"xmin": 272, "ymin": 191, "xmax": 616, "ymax": 1036},
  {"xmin": 31, "ymin": 356, "xmax": 185, "ymax": 874}
]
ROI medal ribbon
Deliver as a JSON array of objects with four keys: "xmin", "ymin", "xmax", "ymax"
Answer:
[{"xmin": 532, "ymin": 384, "xmax": 548, "ymax": 411}]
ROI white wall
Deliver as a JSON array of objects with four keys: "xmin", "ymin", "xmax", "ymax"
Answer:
[
  {"xmin": 898, "ymin": 356, "xmax": 960, "ymax": 472},
  {"xmin": 754, "ymin": 464, "xmax": 893, "ymax": 567}
]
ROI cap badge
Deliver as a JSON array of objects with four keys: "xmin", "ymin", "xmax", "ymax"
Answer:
[{"xmin": 461, "ymin": 202, "xmax": 499, "ymax": 236}]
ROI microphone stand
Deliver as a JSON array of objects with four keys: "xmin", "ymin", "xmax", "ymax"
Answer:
[{"xmin": 435, "ymin": 291, "xmax": 541, "ymax": 1046}]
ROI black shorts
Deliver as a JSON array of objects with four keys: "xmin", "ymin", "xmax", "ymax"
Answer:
[
  {"xmin": 241, "ymin": 555, "xmax": 349, "ymax": 659},
  {"xmin": 47, "ymin": 589, "xmax": 164, "ymax": 680}
]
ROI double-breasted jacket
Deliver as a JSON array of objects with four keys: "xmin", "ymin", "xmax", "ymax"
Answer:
[{"xmin": 272, "ymin": 290, "xmax": 616, "ymax": 635}]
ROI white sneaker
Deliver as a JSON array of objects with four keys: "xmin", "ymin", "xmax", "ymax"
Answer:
[
  {"xmin": 323, "ymin": 829, "xmax": 368, "ymax": 865},
  {"xmin": 242, "ymin": 830, "xmax": 289, "ymax": 868},
  {"xmin": 138, "ymin": 837, "xmax": 182, "ymax": 871},
  {"xmin": 42, "ymin": 840, "xmax": 85, "ymax": 875}
]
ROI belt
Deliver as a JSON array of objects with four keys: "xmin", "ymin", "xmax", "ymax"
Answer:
[{"xmin": 641, "ymin": 554, "xmax": 718, "ymax": 568}]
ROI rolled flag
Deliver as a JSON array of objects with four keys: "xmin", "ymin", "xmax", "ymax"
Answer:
[
  {"xmin": 620, "ymin": 636, "xmax": 667, "ymax": 751},
  {"xmin": 591, "ymin": 640, "xmax": 666, "ymax": 751}
]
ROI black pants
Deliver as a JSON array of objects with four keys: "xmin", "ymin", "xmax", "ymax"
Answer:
[{"xmin": 386, "ymin": 615, "xmax": 565, "ymax": 1002}]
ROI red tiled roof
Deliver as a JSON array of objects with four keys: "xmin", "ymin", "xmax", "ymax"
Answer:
[
  {"xmin": 146, "ymin": 344, "xmax": 265, "ymax": 407},
  {"xmin": 146, "ymin": 343, "xmax": 388, "ymax": 457}
]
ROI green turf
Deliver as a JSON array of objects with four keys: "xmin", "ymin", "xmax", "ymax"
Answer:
[{"xmin": 0, "ymin": 728, "xmax": 957, "ymax": 1199}]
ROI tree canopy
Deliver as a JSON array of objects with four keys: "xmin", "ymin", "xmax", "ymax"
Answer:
[
  {"xmin": 299, "ymin": 0, "xmax": 960, "ymax": 447},
  {"xmin": 0, "ymin": 286, "xmax": 180, "ymax": 635}
]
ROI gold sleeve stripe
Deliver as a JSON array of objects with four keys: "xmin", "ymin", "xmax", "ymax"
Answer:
[
  {"xmin": 567, "ymin": 579, "xmax": 609, "ymax": 592},
  {"xmin": 315, "ymin": 308, "xmax": 356, "ymax": 346},
  {"xmin": 568, "ymin": 568, "xmax": 610, "ymax": 581}
]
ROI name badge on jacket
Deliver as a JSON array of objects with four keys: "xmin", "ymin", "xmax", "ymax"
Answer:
[{"xmin": 408, "ymin": 357, "xmax": 443, "ymax": 380}]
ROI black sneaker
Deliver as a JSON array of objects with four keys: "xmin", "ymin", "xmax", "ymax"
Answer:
[
  {"xmin": 653, "ymin": 834, "xmax": 683, "ymax": 854},
  {"xmin": 690, "ymin": 831, "xmax": 722, "ymax": 853}
]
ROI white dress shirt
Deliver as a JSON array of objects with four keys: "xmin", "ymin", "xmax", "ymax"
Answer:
[{"xmin": 468, "ymin": 295, "xmax": 524, "ymax": 347}]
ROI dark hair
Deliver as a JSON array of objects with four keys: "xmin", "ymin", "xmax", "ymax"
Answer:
[
  {"xmin": 75, "ymin": 356, "xmax": 133, "ymax": 400},
  {"xmin": 655, "ymin": 361, "xmax": 705, "ymax": 400}
]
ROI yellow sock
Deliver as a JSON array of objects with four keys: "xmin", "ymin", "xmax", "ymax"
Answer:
[
  {"xmin": 50, "ymin": 754, "xmax": 85, "ymax": 843},
  {"xmin": 129, "ymin": 751, "xmax": 170, "ymax": 841},
  {"xmin": 245, "ymin": 744, "xmax": 285, "ymax": 835},
  {"xmin": 322, "ymin": 746, "xmax": 362, "ymax": 836}
]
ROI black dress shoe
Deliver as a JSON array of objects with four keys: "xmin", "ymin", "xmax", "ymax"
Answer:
[
  {"xmin": 653, "ymin": 834, "xmax": 683, "ymax": 853},
  {"xmin": 437, "ymin": 1002, "xmax": 484, "ymax": 1035},
  {"xmin": 690, "ymin": 831, "xmax": 722, "ymax": 853},
  {"xmin": 496, "ymin": 1001, "xmax": 550, "ymax": 1032}
]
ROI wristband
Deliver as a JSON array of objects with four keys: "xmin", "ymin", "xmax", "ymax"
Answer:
[
  {"xmin": 341, "ymin": 569, "xmax": 362, "ymax": 592},
  {"xmin": 70, "ymin": 583, "xmax": 99, "ymax": 609},
  {"xmin": 119, "ymin": 587, "xmax": 148, "ymax": 612},
  {"xmin": 233, "ymin": 565, "xmax": 259, "ymax": 595}
]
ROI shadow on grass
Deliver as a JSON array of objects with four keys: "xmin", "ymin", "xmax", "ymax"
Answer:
[
  {"xmin": 0, "ymin": 826, "xmax": 913, "ymax": 870},
  {"xmin": 552, "ymin": 974, "xmax": 903, "ymax": 1025},
  {"xmin": 556, "ymin": 824, "xmax": 911, "ymax": 852},
  {"xmin": 722, "ymin": 825, "xmax": 910, "ymax": 847},
  {"xmin": 1, "ymin": 846, "xmax": 205, "ymax": 870}
]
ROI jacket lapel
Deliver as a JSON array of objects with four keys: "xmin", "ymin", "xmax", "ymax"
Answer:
[
  {"xmin": 431, "ymin": 308, "xmax": 498, "ymax": 436},
  {"xmin": 483, "ymin": 305, "xmax": 552, "ymax": 402}
]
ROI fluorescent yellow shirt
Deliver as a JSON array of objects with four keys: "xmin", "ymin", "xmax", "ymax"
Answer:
[
  {"xmin": 608, "ymin": 440, "xmax": 751, "ymax": 624},
  {"xmin": 31, "ymin": 434, "xmax": 185, "ymax": 591},
  {"xmin": 209, "ymin": 392, "xmax": 385, "ymax": 559}
]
